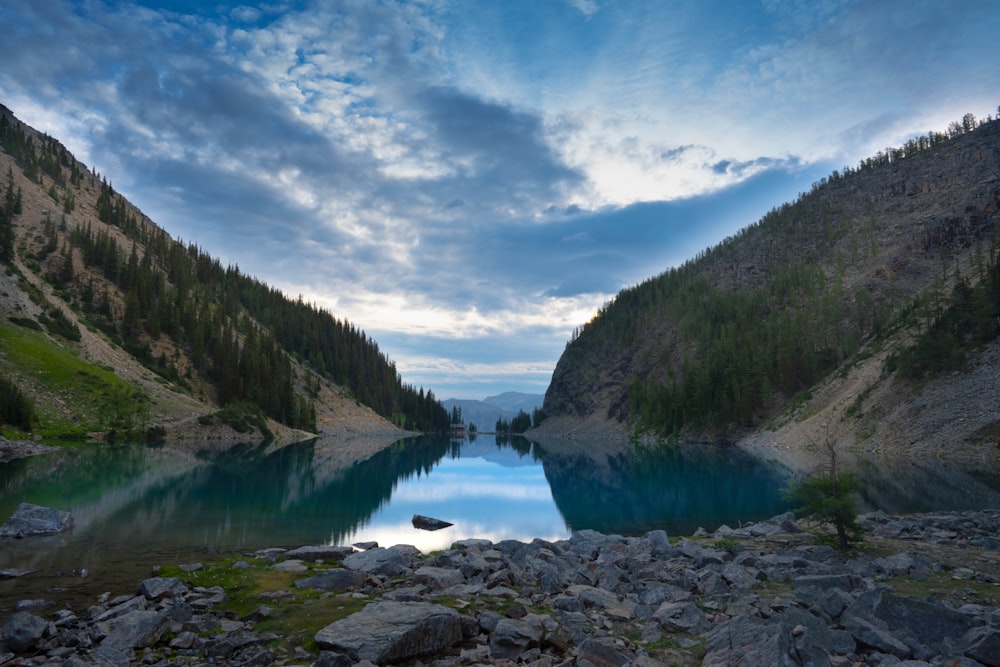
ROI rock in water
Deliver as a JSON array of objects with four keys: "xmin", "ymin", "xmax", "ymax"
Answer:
[
  {"xmin": 0, "ymin": 503, "xmax": 74, "ymax": 538},
  {"xmin": 412, "ymin": 514, "xmax": 453, "ymax": 531}
]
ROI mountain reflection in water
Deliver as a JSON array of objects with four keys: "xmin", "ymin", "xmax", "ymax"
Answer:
[{"xmin": 2, "ymin": 434, "xmax": 999, "ymax": 613}]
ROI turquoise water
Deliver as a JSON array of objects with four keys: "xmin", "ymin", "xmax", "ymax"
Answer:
[{"xmin": 2, "ymin": 434, "xmax": 997, "ymax": 611}]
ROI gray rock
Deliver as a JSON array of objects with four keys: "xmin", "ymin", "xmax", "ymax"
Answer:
[
  {"xmin": 793, "ymin": 573, "xmax": 864, "ymax": 593},
  {"xmin": 490, "ymin": 617, "xmax": 543, "ymax": 660},
  {"xmin": 703, "ymin": 614, "xmax": 796, "ymax": 667},
  {"xmin": 285, "ymin": 544, "xmax": 356, "ymax": 562},
  {"xmin": 293, "ymin": 569, "xmax": 365, "ymax": 592},
  {"xmin": 94, "ymin": 594, "xmax": 147, "ymax": 623},
  {"xmin": 314, "ymin": 650, "xmax": 355, "ymax": 667},
  {"xmin": 96, "ymin": 609, "xmax": 170, "ymax": 666},
  {"xmin": 720, "ymin": 561, "xmax": 756, "ymax": 591},
  {"xmin": 653, "ymin": 600, "xmax": 709, "ymax": 634},
  {"xmin": 452, "ymin": 538, "xmax": 493, "ymax": 550},
  {"xmin": 343, "ymin": 546, "xmax": 416, "ymax": 576},
  {"xmin": 414, "ymin": 565, "xmax": 465, "ymax": 590},
  {"xmin": 314, "ymin": 601, "xmax": 462, "ymax": 664},
  {"xmin": 137, "ymin": 576, "xmax": 186, "ymax": 600},
  {"xmin": 963, "ymin": 626, "xmax": 1000, "ymax": 666},
  {"xmin": 844, "ymin": 614, "xmax": 911, "ymax": 658},
  {"xmin": 14, "ymin": 599, "xmax": 52, "ymax": 612},
  {"xmin": 848, "ymin": 588, "xmax": 979, "ymax": 651},
  {"xmin": 2, "ymin": 611, "xmax": 48, "ymax": 652},
  {"xmin": 271, "ymin": 559, "xmax": 308, "ymax": 572},
  {"xmin": 642, "ymin": 529, "xmax": 674, "ymax": 557},
  {"xmin": 0, "ymin": 503, "xmax": 74, "ymax": 538},
  {"xmin": 575, "ymin": 637, "xmax": 634, "ymax": 667}
]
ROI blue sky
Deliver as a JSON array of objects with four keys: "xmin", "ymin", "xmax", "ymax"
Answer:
[{"xmin": 1, "ymin": 1, "xmax": 997, "ymax": 399}]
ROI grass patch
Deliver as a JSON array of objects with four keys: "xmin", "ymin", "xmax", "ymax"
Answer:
[
  {"xmin": 157, "ymin": 557, "xmax": 371, "ymax": 652},
  {"xmin": 886, "ymin": 570, "xmax": 999, "ymax": 607},
  {"xmin": 0, "ymin": 321, "xmax": 131, "ymax": 433}
]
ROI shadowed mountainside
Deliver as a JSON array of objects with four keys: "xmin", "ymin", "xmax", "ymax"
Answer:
[{"xmin": 541, "ymin": 112, "xmax": 1000, "ymax": 468}]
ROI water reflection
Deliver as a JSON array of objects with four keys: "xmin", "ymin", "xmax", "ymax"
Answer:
[
  {"xmin": 3, "ymin": 433, "xmax": 998, "ymax": 614},
  {"xmin": 536, "ymin": 442, "xmax": 793, "ymax": 536}
]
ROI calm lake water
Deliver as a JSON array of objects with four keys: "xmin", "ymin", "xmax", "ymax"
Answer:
[{"xmin": 2, "ymin": 434, "xmax": 999, "ymax": 613}]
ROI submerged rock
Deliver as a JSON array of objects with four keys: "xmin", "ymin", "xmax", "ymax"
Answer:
[{"xmin": 0, "ymin": 503, "xmax": 74, "ymax": 538}]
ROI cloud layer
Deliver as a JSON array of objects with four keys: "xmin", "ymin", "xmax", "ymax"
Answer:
[{"xmin": 1, "ymin": 0, "xmax": 997, "ymax": 397}]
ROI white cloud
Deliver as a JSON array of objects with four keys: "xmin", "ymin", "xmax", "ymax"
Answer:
[{"xmin": 566, "ymin": 0, "xmax": 599, "ymax": 18}]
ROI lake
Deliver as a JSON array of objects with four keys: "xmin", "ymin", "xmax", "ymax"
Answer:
[{"xmin": 2, "ymin": 434, "xmax": 999, "ymax": 612}]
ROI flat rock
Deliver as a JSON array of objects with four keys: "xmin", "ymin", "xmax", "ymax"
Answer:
[
  {"xmin": 285, "ymin": 544, "xmax": 356, "ymax": 562},
  {"xmin": 343, "ymin": 546, "xmax": 416, "ymax": 576},
  {"xmin": 314, "ymin": 601, "xmax": 462, "ymax": 664},
  {"xmin": 294, "ymin": 569, "xmax": 365, "ymax": 592},
  {"xmin": 0, "ymin": 503, "xmax": 74, "ymax": 538}
]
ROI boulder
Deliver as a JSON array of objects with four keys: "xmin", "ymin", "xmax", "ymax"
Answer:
[
  {"xmin": 489, "ymin": 617, "xmax": 544, "ymax": 660},
  {"xmin": 343, "ymin": 546, "xmax": 417, "ymax": 576},
  {"xmin": 2, "ymin": 611, "xmax": 48, "ymax": 652},
  {"xmin": 138, "ymin": 576, "xmax": 186, "ymax": 600},
  {"xmin": 414, "ymin": 565, "xmax": 465, "ymax": 590},
  {"xmin": 843, "ymin": 614, "xmax": 911, "ymax": 658},
  {"xmin": 703, "ymin": 614, "xmax": 796, "ymax": 667},
  {"xmin": 95, "ymin": 609, "xmax": 171, "ymax": 666},
  {"xmin": 575, "ymin": 637, "xmax": 634, "ymax": 667},
  {"xmin": 964, "ymin": 627, "xmax": 1000, "ymax": 666},
  {"xmin": 848, "ymin": 588, "xmax": 979, "ymax": 652},
  {"xmin": 314, "ymin": 601, "xmax": 462, "ymax": 664},
  {"xmin": 0, "ymin": 503, "xmax": 74, "ymax": 538},
  {"xmin": 653, "ymin": 600, "xmax": 709, "ymax": 634}
]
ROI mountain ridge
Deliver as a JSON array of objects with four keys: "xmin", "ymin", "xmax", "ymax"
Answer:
[
  {"xmin": 538, "ymin": 111, "xmax": 1000, "ymax": 469},
  {"xmin": 442, "ymin": 392, "xmax": 543, "ymax": 430},
  {"xmin": 0, "ymin": 104, "xmax": 448, "ymax": 444}
]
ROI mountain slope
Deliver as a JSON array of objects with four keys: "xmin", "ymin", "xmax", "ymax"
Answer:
[
  {"xmin": 540, "ymin": 112, "xmax": 1000, "ymax": 465},
  {"xmin": 0, "ymin": 104, "xmax": 448, "ymax": 442}
]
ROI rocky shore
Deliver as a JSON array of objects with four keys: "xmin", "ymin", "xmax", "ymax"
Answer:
[{"xmin": 1, "ymin": 510, "xmax": 999, "ymax": 666}]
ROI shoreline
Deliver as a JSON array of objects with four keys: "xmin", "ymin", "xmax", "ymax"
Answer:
[{"xmin": 1, "ymin": 509, "xmax": 998, "ymax": 665}]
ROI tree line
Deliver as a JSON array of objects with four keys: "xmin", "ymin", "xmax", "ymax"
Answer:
[
  {"xmin": 0, "ymin": 108, "xmax": 449, "ymax": 434},
  {"xmin": 558, "ymin": 109, "xmax": 1000, "ymax": 438}
]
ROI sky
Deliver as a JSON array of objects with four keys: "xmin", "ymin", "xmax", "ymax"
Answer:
[{"xmin": 1, "ymin": 1, "xmax": 998, "ymax": 400}]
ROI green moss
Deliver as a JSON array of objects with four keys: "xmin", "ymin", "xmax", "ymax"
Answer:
[{"xmin": 159, "ymin": 557, "xmax": 371, "ymax": 651}]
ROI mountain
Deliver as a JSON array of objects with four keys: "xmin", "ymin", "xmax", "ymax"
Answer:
[
  {"xmin": 0, "ymin": 104, "xmax": 450, "ymax": 443},
  {"xmin": 442, "ymin": 392, "xmax": 543, "ymax": 431},
  {"xmin": 538, "ymin": 112, "xmax": 1000, "ymax": 466},
  {"xmin": 484, "ymin": 392, "xmax": 544, "ymax": 414}
]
